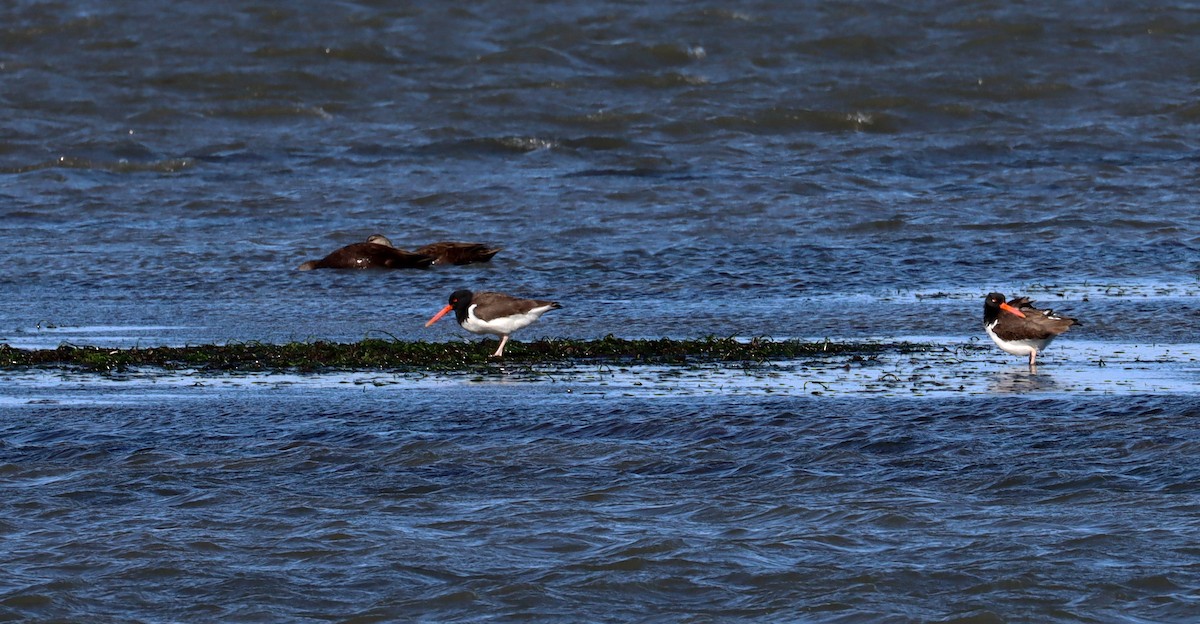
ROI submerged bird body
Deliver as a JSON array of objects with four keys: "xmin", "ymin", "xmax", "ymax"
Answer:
[
  {"xmin": 415, "ymin": 241, "xmax": 501, "ymax": 265},
  {"xmin": 297, "ymin": 235, "xmax": 433, "ymax": 270},
  {"xmin": 425, "ymin": 289, "xmax": 561, "ymax": 357},
  {"xmin": 983, "ymin": 292, "xmax": 1079, "ymax": 369}
]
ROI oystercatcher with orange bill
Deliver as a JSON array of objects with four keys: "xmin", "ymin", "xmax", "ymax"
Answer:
[
  {"xmin": 425, "ymin": 289, "xmax": 561, "ymax": 357},
  {"xmin": 983, "ymin": 292, "xmax": 1080, "ymax": 370}
]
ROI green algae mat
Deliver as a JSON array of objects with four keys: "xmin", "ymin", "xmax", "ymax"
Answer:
[{"xmin": 0, "ymin": 337, "xmax": 931, "ymax": 372}]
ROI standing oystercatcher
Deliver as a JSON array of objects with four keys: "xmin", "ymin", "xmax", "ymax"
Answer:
[
  {"xmin": 983, "ymin": 292, "xmax": 1080, "ymax": 370},
  {"xmin": 425, "ymin": 289, "xmax": 561, "ymax": 357}
]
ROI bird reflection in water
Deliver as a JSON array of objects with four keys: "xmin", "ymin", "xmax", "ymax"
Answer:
[{"xmin": 988, "ymin": 366, "xmax": 1061, "ymax": 394}]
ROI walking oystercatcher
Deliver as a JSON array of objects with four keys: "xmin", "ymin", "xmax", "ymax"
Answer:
[{"xmin": 425, "ymin": 289, "xmax": 561, "ymax": 357}]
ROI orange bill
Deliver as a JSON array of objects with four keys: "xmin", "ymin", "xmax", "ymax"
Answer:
[
  {"xmin": 424, "ymin": 304, "xmax": 454, "ymax": 327},
  {"xmin": 999, "ymin": 302, "xmax": 1026, "ymax": 318}
]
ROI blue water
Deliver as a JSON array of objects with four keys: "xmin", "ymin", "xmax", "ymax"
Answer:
[
  {"xmin": 3, "ymin": 386, "xmax": 1200, "ymax": 622},
  {"xmin": 2, "ymin": 1, "xmax": 1199, "ymax": 621}
]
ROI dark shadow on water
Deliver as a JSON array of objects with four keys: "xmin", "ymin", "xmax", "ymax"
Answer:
[{"xmin": 988, "ymin": 366, "xmax": 1061, "ymax": 394}]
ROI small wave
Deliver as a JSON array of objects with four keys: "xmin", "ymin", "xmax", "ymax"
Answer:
[
  {"xmin": 417, "ymin": 136, "xmax": 559, "ymax": 157},
  {"xmin": 711, "ymin": 107, "xmax": 899, "ymax": 134},
  {"xmin": 688, "ymin": 8, "xmax": 755, "ymax": 23},
  {"xmin": 845, "ymin": 217, "xmax": 908, "ymax": 233},
  {"xmin": 564, "ymin": 166, "xmax": 695, "ymax": 179},
  {"xmin": 611, "ymin": 72, "xmax": 710, "ymax": 88},
  {"xmin": 3, "ymin": 156, "xmax": 195, "ymax": 175},
  {"xmin": 948, "ymin": 76, "xmax": 1075, "ymax": 102},
  {"xmin": 560, "ymin": 136, "xmax": 630, "ymax": 151},
  {"xmin": 587, "ymin": 41, "xmax": 708, "ymax": 70},
  {"xmin": 475, "ymin": 45, "xmax": 583, "ymax": 68},
  {"xmin": 251, "ymin": 43, "xmax": 401, "ymax": 64},
  {"xmin": 796, "ymin": 34, "xmax": 900, "ymax": 59},
  {"xmin": 553, "ymin": 110, "xmax": 655, "ymax": 129},
  {"xmin": 957, "ymin": 216, "xmax": 1097, "ymax": 232},
  {"xmin": 1171, "ymin": 101, "xmax": 1200, "ymax": 122},
  {"xmin": 488, "ymin": 136, "xmax": 558, "ymax": 152},
  {"xmin": 215, "ymin": 104, "xmax": 334, "ymax": 120},
  {"xmin": 184, "ymin": 143, "xmax": 267, "ymax": 164}
]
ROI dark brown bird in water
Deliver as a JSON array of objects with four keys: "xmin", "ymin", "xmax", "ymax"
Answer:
[
  {"xmin": 297, "ymin": 235, "xmax": 434, "ymax": 271},
  {"xmin": 983, "ymin": 292, "xmax": 1080, "ymax": 371},
  {"xmin": 414, "ymin": 241, "xmax": 502, "ymax": 265}
]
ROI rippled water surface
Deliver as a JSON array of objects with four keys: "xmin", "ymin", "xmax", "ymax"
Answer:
[
  {"xmin": 4, "ymin": 386, "xmax": 1200, "ymax": 623},
  {"xmin": 2, "ymin": 0, "xmax": 1200, "ymax": 621}
]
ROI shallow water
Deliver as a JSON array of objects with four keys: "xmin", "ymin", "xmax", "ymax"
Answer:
[
  {"xmin": 2, "ymin": 0, "xmax": 1200, "ymax": 622},
  {"xmin": 2, "ymin": 340, "xmax": 1199, "ymax": 403}
]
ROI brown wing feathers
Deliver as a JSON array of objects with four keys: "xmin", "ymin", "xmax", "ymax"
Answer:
[
  {"xmin": 470, "ymin": 292, "xmax": 560, "ymax": 321},
  {"xmin": 998, "ymin": 297, "xmax": 1080, "ymax": 340}
]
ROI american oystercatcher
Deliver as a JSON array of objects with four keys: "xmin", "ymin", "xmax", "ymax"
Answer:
[
  {"xmin": 297, "ymin": 235, "xmax": 433, "ymax": 270},
  {"xmin": 415, "ymin": 241, "xmax": 502, "ymax": 265},
  {"xmin": 425, "ymin": 289, "xmax": 562, "ymax": 357},
  {"xmin": 983, "ymin": 292, "xmax": 1080, "ymax": 370}
]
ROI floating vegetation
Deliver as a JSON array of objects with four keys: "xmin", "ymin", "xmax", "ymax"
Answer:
[{"xmin": 0, "ymin": 336, "xmax": 937, "ymax": 373}]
